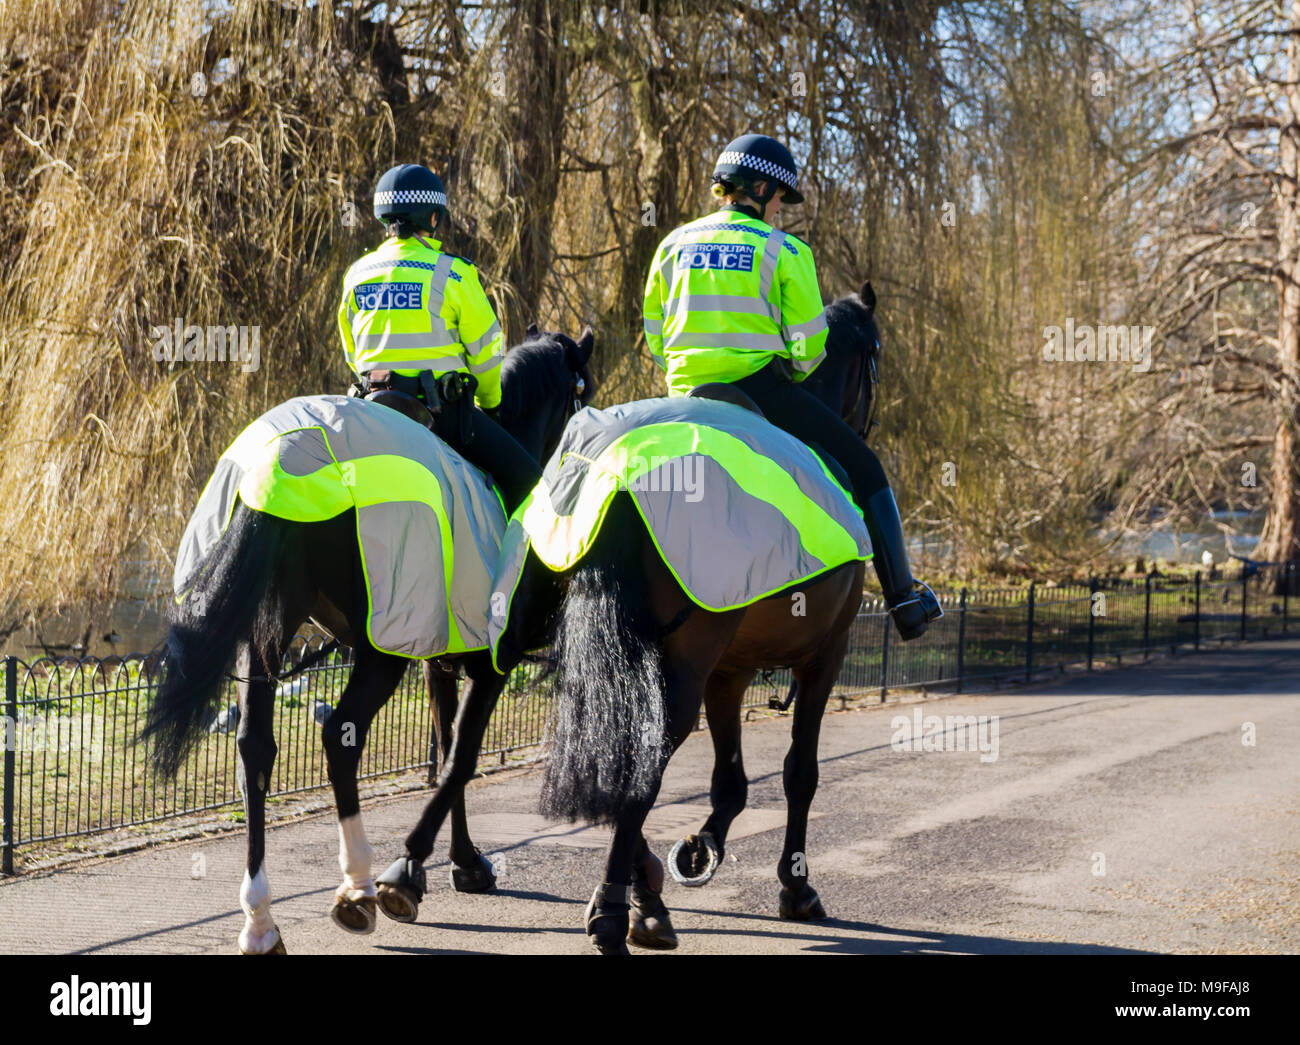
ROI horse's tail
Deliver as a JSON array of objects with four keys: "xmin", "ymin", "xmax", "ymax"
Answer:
[
  {"xmin": 539, "ymin": 494, "xmax": 668, "ymax": 824},
  {"xmin": 142, "ymin": 502, "xmax": 293, "ymax": 777}
]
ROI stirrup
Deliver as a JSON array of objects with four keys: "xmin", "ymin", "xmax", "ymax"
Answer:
[{"xmin": 889, "ymin": 581, "xmax": 942, "ymax": 641}]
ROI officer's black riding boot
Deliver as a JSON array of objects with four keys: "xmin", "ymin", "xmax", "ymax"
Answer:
[{"xmin": 864, "ymin": 488, "xmax": 943, "ymax": 641}]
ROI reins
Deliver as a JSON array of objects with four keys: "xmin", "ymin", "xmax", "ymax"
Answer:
[
  {"xmin": 224, "ymin": 639, "xmax": 342, "ymax": 686},
  {"xmin": 849, "ymin": 348, "xmax": 879, "ymax": 440}
]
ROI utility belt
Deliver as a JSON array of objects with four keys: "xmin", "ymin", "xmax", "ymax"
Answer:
[{"xmin": 351, "ymin": 368, "xmax": 479, "ymax": 444}]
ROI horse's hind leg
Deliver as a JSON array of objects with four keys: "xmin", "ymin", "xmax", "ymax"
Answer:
[
  {"xmin": 668, "ymin": 667, "xmax": 757, "ymax": 887},
  {"xmin": 322, "ymin": 641, "xmax": 409, "ymax": 935},
  {"xmin": 776, "ymin": 629, "xmax": 850, "ymax": 922},
  {"xmin": 592, "ymin": 653, "xmax": 718, "ymax": 955},
  {"xmin": 590, "ymin": 796, "xmax": 669, "ymax": 956},
  {"xmin": 702, "ymin": 668, "xmax": 757, "ymax": 851},
  {"xmin": 423, "ymin": 660, "xmax": 496, "ymax": 893},
  {"xmin": 236, "ymin": 640, "xmax": 286, "ymax": 955},
  {"xmin": 627, "ymin": 833, "xmax": 675, "ymax": 950}
]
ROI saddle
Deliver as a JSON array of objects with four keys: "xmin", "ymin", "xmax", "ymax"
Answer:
[
  {"xmin": 362, "ymin": 386, "xmax": 435, "ymax": 430},
  {"xmin": 687, "ymin": 382, "xmax": 764, "ymax": 416},
  {"xmin": 351, "ymin": 369, "xmax": 478, "ymax": 440}
]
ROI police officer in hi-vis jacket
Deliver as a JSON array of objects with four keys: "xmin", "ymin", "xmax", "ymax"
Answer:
[
  {"xmin": 338, "ymin": 163, "xmax": 540, "ymax": 511},
  {"xmin": 643, "ymin": 134, "xmax": 941, "ymax": 639}
]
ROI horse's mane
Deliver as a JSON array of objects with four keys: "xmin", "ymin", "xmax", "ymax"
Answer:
[
  {"xmin": 499, "ymin": 334, "xmax": 590, "ymax": 425},
  {"xmin": 823, "ymin": 293, "xmax": 875, "ymax": 357}
]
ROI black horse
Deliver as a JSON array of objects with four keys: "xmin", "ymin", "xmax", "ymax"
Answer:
[
  {"xmin": 377, "ymin": 283, "xmax": 884, "ymax": 953},
  {"xmin": 803, "ymin": 281, "xmax": 880, "ymax": 439},
  {"xmin": 141, "ymin": 329, "xmax": 594, "ymax": 954}
]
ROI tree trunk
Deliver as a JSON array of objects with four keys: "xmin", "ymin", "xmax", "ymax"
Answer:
[
  {"xmin": 502, "ymin": 0, "xmax": 569, "ymax": 334},
  {"xmin": 1260, "ymin": 0, "xmax": 1300, "ymax": 565}
]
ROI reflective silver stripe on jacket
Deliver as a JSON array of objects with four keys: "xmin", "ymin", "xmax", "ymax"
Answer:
[
  {"xmin": 790, "ymin": 349, "xmax": 827, "ymax": 373},
  {"xmin": 783, "ymin": 313, "xmax": 828, "ymax": 341},
  {"xmin": 425, "ymin": 254, "xmax": 456, "ymax": 324},
  {"xmin": 356, "ymin": 353, "xmax": 467, "ymax": 375},
  {"xmin": 757, "ymin": 230, "xmax": 787, "ymax": 329},
  {"xmin": 664, "ymin": 330, "xmax": 787, "ymax": 352},
  {"xmin": 662, "ymin": 294, "xmax": 771, "ymax": 318},
  {"xmin": 353, "ymin": 331, "xmax": 460, "ymax": 352},
  {"xmin": 463, "ymin": 320, "xmax": 501, "ymax": 356},
  {"xmin": 468, "ymin": 353, "xmax": 502, "ymax": 375}
]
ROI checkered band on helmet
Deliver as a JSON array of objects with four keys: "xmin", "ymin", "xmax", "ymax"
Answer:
[
  {"xmin": 374, "ymin": 189, "xmax": 448, "ymax": 208},
  {"xmin": 715, "ymin": 150, "xmax": 799, "ymax": 191}
]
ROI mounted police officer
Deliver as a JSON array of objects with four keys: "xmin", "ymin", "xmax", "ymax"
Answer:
[
  {"xmin": 338, "ymin": 163, "xmax": 540, "ymax": 511},
  {"xmin": 643, "ymin": 134, "xmax": 941, "ymax": 639}
]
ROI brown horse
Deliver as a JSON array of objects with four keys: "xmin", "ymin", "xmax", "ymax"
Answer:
[{"xmin": 376, "ymin": 285, "xmax": 894, "ymax": 953}]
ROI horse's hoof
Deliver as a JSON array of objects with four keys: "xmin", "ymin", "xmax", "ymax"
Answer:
[
  {"xmin": 330, "ymin": 889, "xmax": 377, "ymax": 935},
  {"xmin": 376, "ymin": 882, "xmax": 420, "ymax": 923},
  {"xmin": 628, "ymin": 884, "xmax": 678, "ymax": 950},
  {"xmin": 449, "ymin": 851, "xmax": 497, "ymax": 894},
  {"xmin": 779, "ymin": 885, "xmax": 827, "ymax": 921},
  {"xmin": 668, "ymin": 832, "xmax": 720, "ymax": 886},
  {"xmin": 238, "ymin": 926, "xmax": 287, "ymax": 954},
  {"xmin": 376, "ymin": 856, "xmax": 426, "ymax": 923},
  {"xmin": 585, "ymin": 884, "xmax": 631, "ymax": 956},
  {"xmin": 592, "ymin": 933, "xmax": 631, "ymax": 956}
]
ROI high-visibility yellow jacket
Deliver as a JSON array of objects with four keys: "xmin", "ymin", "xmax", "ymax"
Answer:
[
  {"xmin": 338, "ymin": 235, "xmax": 505, "ymax": 409},
  {"xmin": 642, "ymin": 208, "xmax": 829, "ymax": 395}
]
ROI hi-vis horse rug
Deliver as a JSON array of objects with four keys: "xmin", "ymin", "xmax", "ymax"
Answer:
[
  {"xmin": 174, "ymin": 396, "xmax": 506, "ymax": 659},
  {"xmin": 489, "ymin": 396, "xmax": 871, "ymax": 660}
]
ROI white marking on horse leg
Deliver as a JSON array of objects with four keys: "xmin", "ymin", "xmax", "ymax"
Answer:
[
  {"xmin": 239, "ymin": 864, "xmax": 280, "ymax": 954},
  {"xmin": 337, "ymin": 814, "xmax": 376, "ymax": 898}
]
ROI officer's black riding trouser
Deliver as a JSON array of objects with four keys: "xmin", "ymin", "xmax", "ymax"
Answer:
[
  {"xmin": 731, "ymin": 362, "xmax": 918, "ymax": 605},
  {"xmin": 731, "ymin": 363, "xmax": 889, "ymax": 513}
]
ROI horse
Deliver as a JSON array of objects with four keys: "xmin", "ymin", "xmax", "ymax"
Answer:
[
  {"xmin": 376, "ymin": 282, "xmax": 885, "ymax": 953},
  {"xmin": 141, "ymin": 328, "xmax": 595, "ymax": 954}
]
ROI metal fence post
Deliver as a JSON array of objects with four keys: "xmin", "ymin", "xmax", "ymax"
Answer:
[
  {"xmin": 1025, "ymin": 582, "xmax": 1035, "ymax": 682},
  {"xmin": 879, "ymin": 608, "xmax": 890, "ymax": 703},
  {"xmin": 1143, "ymin": 573, "xmax": 1152, "ymax": 661},
  {"xmin": 1087, "ymin": 577, "xmax": 1097, "ymax": 671},
  {"xmin": 3, "ymin": 656, "xmax": 16, "ymax": 875},
  {"xmin": 1194, "ymin": 571, "xmax": 1201, "ymax": 651},
  {"xmin": 956, "ymin": 587, "xmax": 968, "ymax": 693},
  {"xmin": 1240, "ymin": 563, "xmax": 1248, "ymax": 641},
  {"xmin": 1285, "ymin": 562, "xmax": 1291, "ymax": 633}
]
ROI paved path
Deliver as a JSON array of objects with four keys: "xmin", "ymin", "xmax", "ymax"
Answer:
[{"xmin": 2, "ymin": 640, "xmax": 1297, "ymax": 954}]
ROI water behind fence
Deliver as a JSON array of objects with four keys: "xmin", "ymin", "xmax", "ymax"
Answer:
[{"xmin": 2, "ymin": 562, "xmax": 1293, "ymax": 870}]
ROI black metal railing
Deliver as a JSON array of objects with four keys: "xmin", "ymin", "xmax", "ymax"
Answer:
[{"xmin": 2, "ymin": 560, "xmax": 1293, "ymax": 871}]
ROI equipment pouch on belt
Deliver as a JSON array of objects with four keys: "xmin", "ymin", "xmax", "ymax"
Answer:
[
  {"xmin": 418, "ymin": 371, "xmax": 443, "ymax": 416},
  {"xmin": 436, "ymin": 372, "xmax": 479, "ymax": 445}
]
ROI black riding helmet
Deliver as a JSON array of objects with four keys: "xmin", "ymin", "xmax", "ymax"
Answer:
[
  {"xmin": 373, "ymin": 163, "xmax": 449, "ymax": 235},
  {"xmin": 711, "ymin": 134, "xmax": 805, "ymax": 208}
]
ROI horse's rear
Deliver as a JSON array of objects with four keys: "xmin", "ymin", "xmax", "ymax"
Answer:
[{"xmin": 537, "ymin": 491, "xmax": 864, "ymax": 953}]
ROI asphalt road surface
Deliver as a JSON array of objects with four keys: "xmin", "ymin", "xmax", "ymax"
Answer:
[{"xmin": 2, "ymin": 639, "xmax": 1297, "ymax": 955}]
